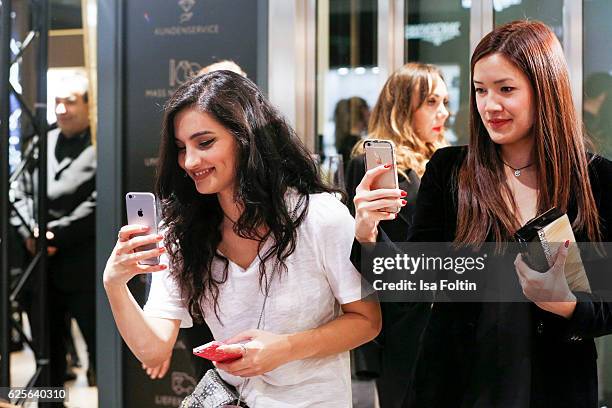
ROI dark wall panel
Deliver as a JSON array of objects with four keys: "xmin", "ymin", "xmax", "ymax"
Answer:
[{"xmin": 124, "ymin": 0, "xmax": 261, "ymax": 194}]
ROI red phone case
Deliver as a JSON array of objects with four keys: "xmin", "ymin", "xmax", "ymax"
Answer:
[{"xmin": 193, "ymin": 341, "xmax": 243, "ymax": 363}]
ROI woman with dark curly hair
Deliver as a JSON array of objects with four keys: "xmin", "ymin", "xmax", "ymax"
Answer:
[{"xmin": 103, "ymin": 71, "xmax": 381, "ymax": 407}]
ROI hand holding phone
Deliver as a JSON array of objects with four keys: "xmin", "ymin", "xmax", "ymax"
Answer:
[
  {"xmin": 193, "ymin": 341, "xmax": 243, "ymax": 363},
  {"xmin": 364, "ymin": 140, "xmax": 400, "ymax": 213},
  {"xmin": 125, "ymin": 192, "xmax": 160, "ymax": 265}
]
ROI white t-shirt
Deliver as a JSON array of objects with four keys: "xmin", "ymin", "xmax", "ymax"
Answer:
[{"xmin": 144, "ymin": 192, "xmax": 368, "ymax": 407}]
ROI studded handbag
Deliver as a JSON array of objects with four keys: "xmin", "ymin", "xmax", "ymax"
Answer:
[{"xmin": 179, "ymin": 368, "xmax": 246, "ymax": 408}]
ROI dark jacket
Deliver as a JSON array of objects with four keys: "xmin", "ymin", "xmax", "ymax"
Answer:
[
  {"xmin": 345, "ymin": 154, "xmax": 420, "ymax": 242},
  {"xmin": 346, "ymin": 154, "xmax": 431, "ymax": 407},
  {"xmin": 11, "ymin": 128, "xmax": 96, "ymax": 292},
  {"xmin": 353, "ymin": 146, "xmax": 612, "ymax": 408}
]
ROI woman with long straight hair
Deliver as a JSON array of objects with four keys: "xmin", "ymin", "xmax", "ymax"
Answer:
[
  {"xmin": 103, "ymin": 71, "xmax": 381, "ymax": 407},
  {"xmin": 352, "ymin": 20, "xmax": 612, "ymax": 407},
  {"xmin": 344, "ymin": 62, "xmax": 450, "ymax": 407}
]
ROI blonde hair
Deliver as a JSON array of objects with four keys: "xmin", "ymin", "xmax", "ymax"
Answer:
[{"xmin": 352, "ymin": 62, "xmax": 449, "ymax": 178}]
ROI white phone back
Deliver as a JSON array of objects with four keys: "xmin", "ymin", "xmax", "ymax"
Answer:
[{"xmin": 125, "ymin": 192, "xmax": 160, "ymax": 265}]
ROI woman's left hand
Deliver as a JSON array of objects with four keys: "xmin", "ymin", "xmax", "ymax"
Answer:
[
  {"xmin": 142, "ymin": 356, "xmax": 171, "ymax": 379},
  {"xmin": 514, "ymin": 240, "xmax": 577, "ymax": 318},
  {"xmin": 215, "ymin": 329, "xmax": 292, "ymax": 377}
]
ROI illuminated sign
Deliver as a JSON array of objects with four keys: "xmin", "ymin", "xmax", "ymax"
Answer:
[
  {"xmin": 462, "ymin": 0, "xmax": 523, "ymax": 12},
  {"xmin": 405, "ymin": 22, "xmax": 461, "ymax": 46}
]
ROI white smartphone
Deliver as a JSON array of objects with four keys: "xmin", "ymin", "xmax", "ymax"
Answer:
[
  {"xmin": 125, "ymin": 192, "xmax": 160, "ymax": 265},
  {"xmin": 364, "ymin": 139, "xmax": 400, "ymax": 213}
]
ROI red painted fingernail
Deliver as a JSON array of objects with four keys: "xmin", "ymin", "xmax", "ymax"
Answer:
[
  {"xmin": 384, "ymin": 163, "xmax": 391, "ymax": 168},
  {"xmin": 400, "ymin": 190, "xmax": 407, "ymax": 197},
  {"xmin": 401, "ymin": 200, "xmax": 407, "ymax": 206},
  {"xmin": 564, "ymin": 240, "xmax": 570, "ymax": 248}
]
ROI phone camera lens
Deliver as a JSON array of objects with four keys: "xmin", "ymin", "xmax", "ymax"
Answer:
[{"xmin": 128, "ymin": 194, "xmax": 133, "ymax": 199}]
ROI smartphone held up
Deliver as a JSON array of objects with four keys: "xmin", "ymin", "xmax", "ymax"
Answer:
[
  {"xmin": 364, "ymin": 139, "xmax": 400, "ymax": 213},
  {"xmin": 125, "ymin": 192, "xmax": 161, "ymax": 265}
]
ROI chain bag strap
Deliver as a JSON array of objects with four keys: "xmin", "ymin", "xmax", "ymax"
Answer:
[
  {"xmin": 181, "ymin": 194, "xmax": 306, "ymax": 408},
  {"xmin": 235, "ymin": 193, "xmax": 305, "ymax": 406}
]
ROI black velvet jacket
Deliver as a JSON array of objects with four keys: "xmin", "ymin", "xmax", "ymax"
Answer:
[
  {"xmin": 346, "ymin": 155, "xmax": 430, "ymax": 407},
  {"xmin": 352, "ymin": 145, "xmax": 612, "ymax": 408}
]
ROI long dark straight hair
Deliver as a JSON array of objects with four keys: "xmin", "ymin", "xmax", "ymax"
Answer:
[
  {"xmin": 456, "ymin": 20, "xmax": 601, "ymax": 245},
  {"xmin": 155, "ymin": 71, "xmax": 337, "ymax": 322}
]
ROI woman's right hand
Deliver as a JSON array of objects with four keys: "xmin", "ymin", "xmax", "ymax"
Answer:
[
  {"xmin": 103, "ymin": 225, "xmax": 167, "ymax": 288},
  {"xmin": 354, "ymin": 164, "xmax": 406, "ymax": 243}
]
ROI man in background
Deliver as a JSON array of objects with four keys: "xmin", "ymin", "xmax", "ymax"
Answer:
[
  {"xmin": 11, "ymin": 73, "xmax": 97, "ymax": 392},
  {"xmin": 197, "ymin": 59, "xmax": 247, "ymax": 77}
]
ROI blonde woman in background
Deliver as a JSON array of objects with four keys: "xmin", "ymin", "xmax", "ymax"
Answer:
[
  {"xmin": 344, "ymin": 62, "xmax": 450, "ymax": 408},
  {"xmin": 346, "ymin": 62, "xmax": 450, "ymax": 245}
]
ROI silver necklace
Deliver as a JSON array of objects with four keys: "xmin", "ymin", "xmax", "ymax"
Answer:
[{"xmin": 502, "ymin": 160, "xmax": 534, "ymax": 177}]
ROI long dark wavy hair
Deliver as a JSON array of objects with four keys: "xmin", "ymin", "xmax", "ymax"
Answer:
[
  {"xmin": 456, "ymin": 20, "xmax": 601, "ymax": 246},
  {"xmin": 155, "ymin": 71, "xmax": 338, "ymax": 322}
]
